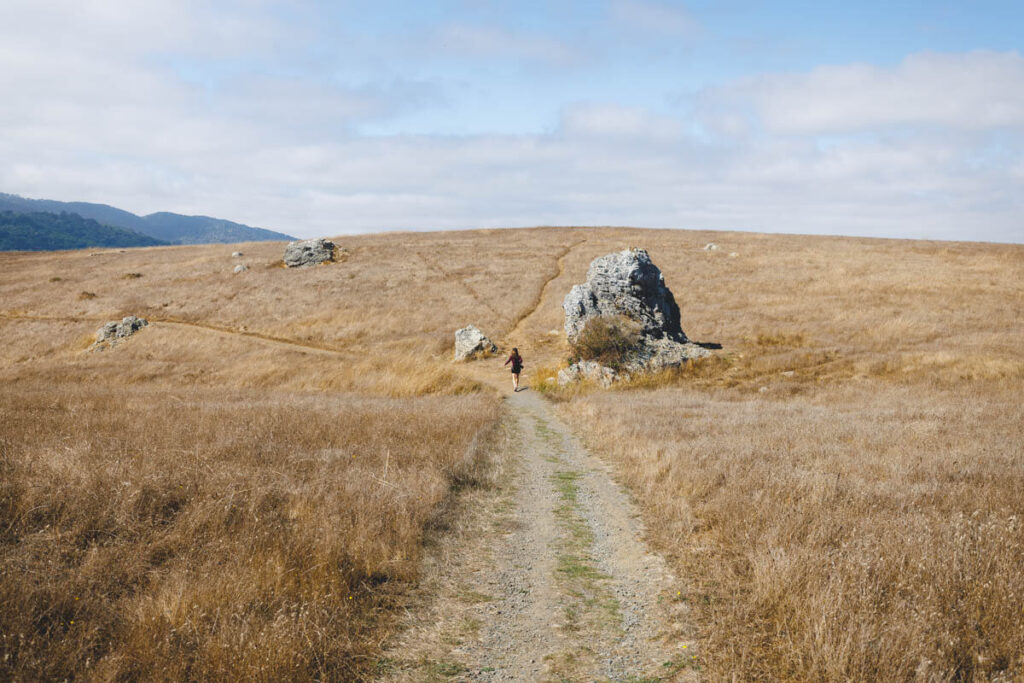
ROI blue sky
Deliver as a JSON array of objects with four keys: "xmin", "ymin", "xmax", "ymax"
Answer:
[{"xmin": 2, "ymin": 1, "xmax": 1022, "ymax": 242}]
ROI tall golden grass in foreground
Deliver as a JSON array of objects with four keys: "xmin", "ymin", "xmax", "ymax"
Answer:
[
  {"xmin": 0, "ymin": 383, "xmax": 501, "ymax": 680},
  {"xmin": 562, "ymin": 380, "xmax": 1024, "ymax": 679}
]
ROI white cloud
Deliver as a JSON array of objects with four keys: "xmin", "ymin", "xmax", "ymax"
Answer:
[
  {"xmin": 432, "ymin": 23, "xmax": 583, "ymax": 66},
  {"xmin": 0, "ymin": 1, "xmax": 1021, "ymax": 244},
  {"xmin": 608, "ymin": 0, "xmax": 699, "ymax": 38},
  {"xmin": 707, "ymin": 50, "xmax": 1024, "ymax": 134},
  {"xmin": 560, "ymin": 103, "xmax": 683, "ymax": 141}
]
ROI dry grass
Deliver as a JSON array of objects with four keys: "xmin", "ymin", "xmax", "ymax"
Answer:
[
  {"xmin": 561, "ymin": 381, "xmax": 1024, "ymax": 680},
  {"xmin": 568, "ymin": 314, "xmax": 642, "ymax": 370},
  {"xmin": 1, "ymin": 226, "xmax": 1022, "ymax": 680},
  {"xmin": 0, "ymin": 382, "xmax": 501, "ymax": 680}
]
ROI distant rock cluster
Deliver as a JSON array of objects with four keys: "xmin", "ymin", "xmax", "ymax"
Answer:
[
  {"xmin": 559, "ymin": 249, "xmax": 709, "ymax": 385},
  {"xmin": 94, "ymin": 315, "xmax": 148, "ymax": 348},
  {"xmin": 284, "ymin": 238, "xmax": 335, "ymax": 268},
  {"xmin": 454, "ymin": 325, "xmax": 497, "ymax": 361}
]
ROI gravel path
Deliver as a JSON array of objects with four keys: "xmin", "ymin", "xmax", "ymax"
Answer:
[{"xmin": 379, "ymin": 387, "xmax": 697, "ymax": 682}]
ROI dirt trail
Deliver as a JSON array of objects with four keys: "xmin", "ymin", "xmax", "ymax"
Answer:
[
  {"xmin": 379, "ymin": 373, "xmax": 697, "ymax": 682},
  {"xmin": 505, "ymin": 239, "xmax": 586, "ymax": 344},
  {"xmin": 0, "ymin": 311, "xmax": 346, "ymax": 356}
]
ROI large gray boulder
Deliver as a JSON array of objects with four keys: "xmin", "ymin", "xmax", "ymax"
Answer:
[
  {"xmin": 95, "ymin": 316, "xmax": 148, "ymax": 345},
  {"xmin": 563, "ymin": 248, "xmax": 686, "ymax": 343},
  {"xmin": 284, "ymin": 238, "xmax": 335, "ymax": 268},
  {"xmin": 560, "ymin": 249, "xmax": 709, "ymax": 384},
  {"xmin": 454, "ymin": 325, "xmax": 497, "ymax": 361}
]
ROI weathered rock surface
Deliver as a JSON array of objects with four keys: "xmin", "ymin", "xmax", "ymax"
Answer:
[
  {"xmin": 95, "ymin": 316, "xmax": 148, "ymax": 345},
  {"xmin": 560, "ymin": 249, "xmax": 710, "ymax": 385},
  {"xmin": 557, "ymin": 361, "xmax": 619, "ymax": 387},
  {"xmin": 563, "ymin": 249, "xmax": 685, "ymax": 343},
  {"xmin": 627, "ymin": 336, "xmax": 710, "ymax": 371},
  {"xmin": 231, "ymin": 251, "xmax": 243, "ymax": 258},
  {"xmin": 284, "ymin": 238, "xmax": 335, "ymax": 268},
  {"xmin": 233, "ymin": 264, "xmax": 248, "ymax": 273},
  {"xmin": 454, "ymin": 325, "xmax": 498, "ymax": 361}
]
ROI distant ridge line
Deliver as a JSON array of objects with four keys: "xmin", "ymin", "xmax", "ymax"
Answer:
[{"xmin": 0, "ymin": 192, "xmax": 296, "ymax": 247}]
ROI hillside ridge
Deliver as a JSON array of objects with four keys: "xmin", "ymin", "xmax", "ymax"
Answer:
[{"xmin": 0, "ymin": 192, "xmax": 295, "ymax": 248}]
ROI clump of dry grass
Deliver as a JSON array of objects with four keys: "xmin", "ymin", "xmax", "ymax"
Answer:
[
  {"xmin": 568, "ymin": 314, "xmax": 641, "ymax": 370},
  {"xmin": 561, "ymin": 380, "xmax": 1024, "ymax": 680},
  {"xmin": 0, "ymin": 382, "xmax": 502, "ymax": 680}
]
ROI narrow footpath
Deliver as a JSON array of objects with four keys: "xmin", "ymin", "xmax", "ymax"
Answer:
[{"xmin": 378, "ymin": 380, "xmax": 697, "ymax": 682}]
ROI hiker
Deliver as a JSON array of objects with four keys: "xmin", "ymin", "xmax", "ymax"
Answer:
[{"xmin": 504, "ymin": 347, "xmax": 524, "ymax": 392}]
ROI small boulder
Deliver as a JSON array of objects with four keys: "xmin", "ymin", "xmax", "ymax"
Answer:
[
  {"xmin": 284, "ymin": 238, "xmax": 335, "ymax": 268},
  {"xmin": 454, "ymin": 325, "xmax": 497, "ymax": 361},
  {"xmin": 231, "ymin": 251, "xmax": 243, "ymax": 258},
  {"xmin": 95, "ymin": 316, "xmax": 148, "ymax": 346},
  {"xmin": 233, "ymin": 264, "xmax": 249, "ymax": 273},
  {"xmin": 704, "ymin": 242, "xmax": 719, "ymax": 251}
]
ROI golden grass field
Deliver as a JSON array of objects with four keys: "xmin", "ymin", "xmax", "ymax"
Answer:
[{"xmin": 2, "ymin": 226, "xmax": 1023, "ymax": 680}]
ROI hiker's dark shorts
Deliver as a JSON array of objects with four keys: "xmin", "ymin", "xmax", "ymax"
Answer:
[{"xmin": 511, "ymin": 365, "xmax": 522, "ymax": 374}]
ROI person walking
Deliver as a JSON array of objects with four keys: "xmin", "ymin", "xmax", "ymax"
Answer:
[{"xmin": 504, "ymin": 347, "xmax": 524, "ymax": 392}]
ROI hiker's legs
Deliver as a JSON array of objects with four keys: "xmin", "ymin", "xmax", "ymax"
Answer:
[{"xmin": 512, "ymin": 372, "xmax": 519, "ymax": 391}]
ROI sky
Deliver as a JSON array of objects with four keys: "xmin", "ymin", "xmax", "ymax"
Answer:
[{"xmin": 2, "ymin": 1, "xmax": 1023, "ymax": 243}]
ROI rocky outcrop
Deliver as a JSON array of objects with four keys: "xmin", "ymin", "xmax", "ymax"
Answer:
[
  {"xmin": 563, "ymin": 249, "xmax": 686, "ymax": 343},
  {"xmin": 284, "ymin": 238, "xmax": 335, "ymax": 268},
  {"xmin": 454, "ymin": 325, "xmax": 497, "ymax": 361},
  {"xmin": 560, "ymin": 249, "xmax": 710, "ymax": 385},
  {"xmin": 95, "ymin": 316, "xmax": 148, "ymax": 347}
]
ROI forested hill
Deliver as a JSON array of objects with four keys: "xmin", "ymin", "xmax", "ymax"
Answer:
[
  {"xmin": 0, "ymin": 211, "xmax": 168, "ymax": 251},
  {"xmin": 141, "ymin": 212, "xmax": 295, "ymax": 244},
  {"xmin": 0, "ymin": 193, "xmax": 295, "ymax": 245}
]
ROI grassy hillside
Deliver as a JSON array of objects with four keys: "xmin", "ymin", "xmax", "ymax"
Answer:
[
  {"xmin": 0, "ymin": 210, "xmax": 167, "ymax": 251},
  {"xmin": 1, "ymin": 227, "xmax": 1022, "ymax": 680}
]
